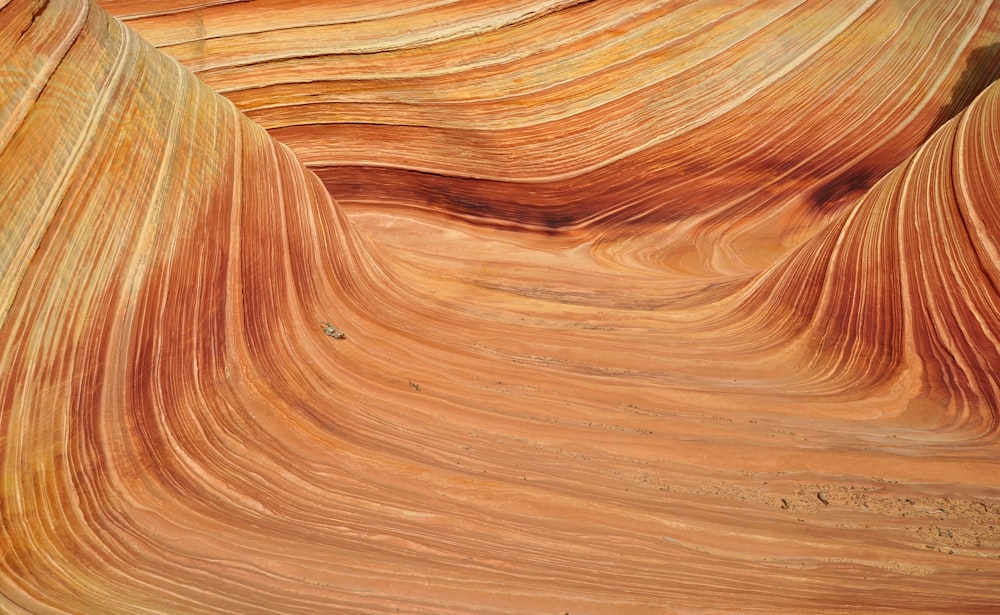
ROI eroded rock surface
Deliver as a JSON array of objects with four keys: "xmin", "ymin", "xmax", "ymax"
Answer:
[{"xmin": 2, "ymin": 1, "xmax": 1000, "ymax": 612}]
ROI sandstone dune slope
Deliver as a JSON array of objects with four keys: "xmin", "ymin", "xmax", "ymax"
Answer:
[{"xmin": 2, "ymin": 1, "xmax": 1000, "ymax": 613}]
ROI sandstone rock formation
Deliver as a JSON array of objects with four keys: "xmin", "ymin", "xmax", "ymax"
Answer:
[{"xmin": 2, "ymin": 1, "xmax": 1000, "ymax": 613}]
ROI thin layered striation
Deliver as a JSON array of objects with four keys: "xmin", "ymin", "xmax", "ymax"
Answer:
[
  {"xmin": 105, "ymin": 1, "xmax": 1000, "ymax": 261},
  {"xmin": 2, "ymin": 1, "xmax": 1000, "ymax": 613}
]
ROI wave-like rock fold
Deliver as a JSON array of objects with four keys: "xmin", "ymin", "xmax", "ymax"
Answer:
[{"xmin": 2, "ymin": 1, "xmax": 1000, "ymax": 613}]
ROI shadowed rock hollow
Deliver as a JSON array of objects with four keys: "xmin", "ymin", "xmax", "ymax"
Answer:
[{"xmin": 2, "ymin": 1, "xmax": 1000, "ymax": 613}]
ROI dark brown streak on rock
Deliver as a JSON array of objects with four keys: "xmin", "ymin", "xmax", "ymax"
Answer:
[
  {"xmin": 809, "ymin": 165, "xmax": 877, "ymax": 212},
  {"xmin": 14, "ymin": 0, "xmax": 49, "ymax": 46},
  {"xmin": 929, "ymin": 42, "xmax": 1000, "ymax": 138},
  {"xmin": 319, "ymin": 166, "xmax": 592, "ymax": 235}
]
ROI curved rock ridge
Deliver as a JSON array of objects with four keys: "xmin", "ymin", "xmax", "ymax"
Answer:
[
  {"xmin": 2, "ymin": 1, "xmax": 1000, "ymax": 614},
  {"xmin": 715, "ymin": 80, "xmax": 1000, "ymax": 437},
  {"xmin": 103, "ymin": 0, "xmax": 1000, "ymax": 247}
]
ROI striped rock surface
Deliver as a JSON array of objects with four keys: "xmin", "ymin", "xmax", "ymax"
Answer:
[{"xmin": 2, "ymin": 0, "xmax": 1000, "ymax": 613}]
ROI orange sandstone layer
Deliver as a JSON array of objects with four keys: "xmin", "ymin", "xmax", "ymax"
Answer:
[
  {"xmin": 105, "ymin": 1, "xmax": 1000, "ymax": 253},
  {"xmin": 2, "ymin": 1, "xmax": 1000, "ymax": 613}
]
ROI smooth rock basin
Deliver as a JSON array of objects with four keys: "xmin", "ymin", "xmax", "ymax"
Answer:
[{"xmin": 2, "ymin": 1, "xmax": 1000, "ymax": 613}]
